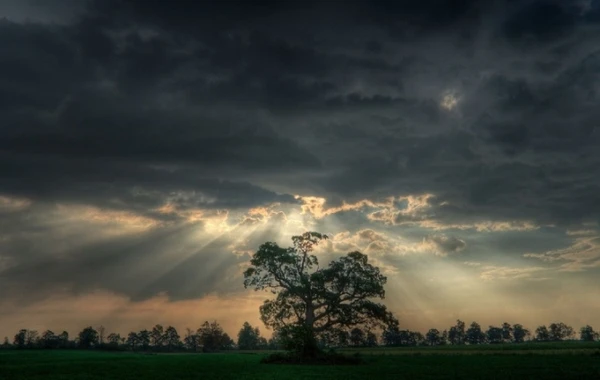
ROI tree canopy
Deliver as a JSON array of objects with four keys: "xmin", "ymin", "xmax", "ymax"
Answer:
[{"xmin": 243, "ymin": 231, "xmax": 396, "ymax": 357}]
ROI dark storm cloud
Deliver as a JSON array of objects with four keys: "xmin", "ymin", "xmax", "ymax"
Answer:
[
  {"xmin": 1, "ymin": 0, "xmax": 600, "ymax": 303},
  {"xmin": 0, "ymin": 14, "xmax": 317, "ymax": 214},
  {"xmin": 278, "ymin": 0, "xmax": 600, "ymax": 227},
  {"xmin": 0, "ymin": 151, "xmax": 299, "ymax": 217}
]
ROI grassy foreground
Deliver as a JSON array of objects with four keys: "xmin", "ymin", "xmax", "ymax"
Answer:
[{"xmin": 1, "ymin": 344, "xmax": 599, "ymax": 380}]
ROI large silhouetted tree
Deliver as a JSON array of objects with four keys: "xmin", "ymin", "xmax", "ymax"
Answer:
[{"xmin": 243, "ymin": 232, "xmax": 396, "ymax": 358}]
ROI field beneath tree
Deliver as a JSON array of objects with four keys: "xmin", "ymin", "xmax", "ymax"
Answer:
[{"xmin": 1, "ymin": 342, "xmax": 599, "ymax": 380}]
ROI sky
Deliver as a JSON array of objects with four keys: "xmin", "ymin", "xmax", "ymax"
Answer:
[{"xmin": 1, "ymin": 0, "xmax": 600, "ymax": 340}]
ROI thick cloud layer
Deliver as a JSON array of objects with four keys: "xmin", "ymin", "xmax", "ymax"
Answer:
[{"xmin": 1, "ymin": 0, "xmax": 599, "ymax": 336}]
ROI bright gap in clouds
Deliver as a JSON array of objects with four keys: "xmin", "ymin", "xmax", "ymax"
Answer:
[{"xmin": 441, "ymin": 91, "xmax": 460, "ymax": 111}]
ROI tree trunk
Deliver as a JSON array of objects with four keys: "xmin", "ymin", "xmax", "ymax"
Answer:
[{"xmin": 301, "ymin": 304, "xmax": 320, "ymax": 358}]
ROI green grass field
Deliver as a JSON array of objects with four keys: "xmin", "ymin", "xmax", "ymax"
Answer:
[{"xmin": 1, "ymin": 343, "xmax": 599, "ymax": 380}]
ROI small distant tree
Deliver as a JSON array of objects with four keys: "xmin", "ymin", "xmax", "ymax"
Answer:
[
  {"xmin": 548, "ymin": 322, "xmax": 574, "ymax": 341},
  {"xmin": 401, "ymin": 330, "xmax": 414, "ymax": 346},
  {"xmin": 501, "ymin": 323, "xmax": 513, "ymax": 343},
  {"xmin": 425, "ymin": 329, "xmax": 441, "ymax": 346},
  {"xmin": 580, "ymin": 325, "xmax": 599, "ymax": 342},
  {"xmin": 126, "ymin": 332, "xmax": 138, "ymax": 350},
  {"xmin": 440, "ymin": 330, "xmax": 449, "ymax": 345},
  {"xmin": 58, "ymin": 331, "xmax": 69, "ymax": 348},
  {"xmin": 257, "ymin": 336, "xmax": 268, "ymax": 349},
  {"xmin": 336, "ymin": 330, "xmax": 349, "ymax": 347},
  {"xmin": 13, "ymin": 329, "xmax": 27, "ymax": 348},
  {"xmin": 1, "ymin": 337, "xmax": 10, "ymax": 349},
  {"xmin": 381, "ymin": 327, "xmax": 422, "ymax": 346},
  {"xmin": 198, "ymin": 321, "xmax": 228, "ymax": 352},
  {"xmin": 97, "ymin": 325, "xmax": 106, "ymax": 346},
  {"xmin": 448, "ymin": 320, "xmax": 466, "ymax": 345},
  {"xmin": 366, "ymin": 331, "xmax": 378, "ymax": 347},
  {"xmin": 151, "ymin": 324, "xmax": 165, "ymax": 348},
  {"xmin": 535, "ymin": 325, "xmax": 550, "ymax": 342},
  {"xmin": 410, "ymin": 331, "xmax": 424, "ymax": 346},
  {"xmin": 465, "ymin": 322, "xmax": 486, "ymax": 345},
  {"xmin": 382, "ymin": 324, "xmax": 401, "ymax": 346},
  {"xmin": 25, "ymin": 330, "xmax": 39, "ymax": 348},
  {"xmin": 78, "ymin": 327, "xmax": 98, "ymax": 349},
  {"xmin": 221, "ymin": 333, "xmax": 235, "ymax": 350},
  {"xmin": 317, "ymin": 331, "xmax": 335, "ymax": 348},
  {"xmin": 164, "ymin": 326, "xmax": 181, "ymax": 351},
  {"xmin": 107, "ymin": 333, "xmax": 121, "ymax": 347},
  {"xmin": 237, "ymin": 322, "xmax": 261, "ymax": 350},
  {"xmin": 138, "ymin": 330, "xmax": 150, "ymax": 350},
  {"xmin": 512, "ymin": 324, "xmax": 529, "ymax": 343},
  {"xmin": 184, "ymin": 328, "xmax": 200, "ymax": 352},
  {"xmin": 350, "ymin": 328, "xmax": 365, "ymax": 347},
  {"xmin": 267, "ymin": 330, "xmax": 284, "ymax": 349},
  {"xmin": 486, "ymin": 326, "xmax": 503, "ymax": 344},
  {"xmin": 41, "ymin": 330, "xmax": 58, "ymax": 349}
]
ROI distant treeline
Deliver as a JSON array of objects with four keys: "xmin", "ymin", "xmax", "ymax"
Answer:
[{"xmin": 2, "ymin": 320, "xmax": 598, "ymax": 352}]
